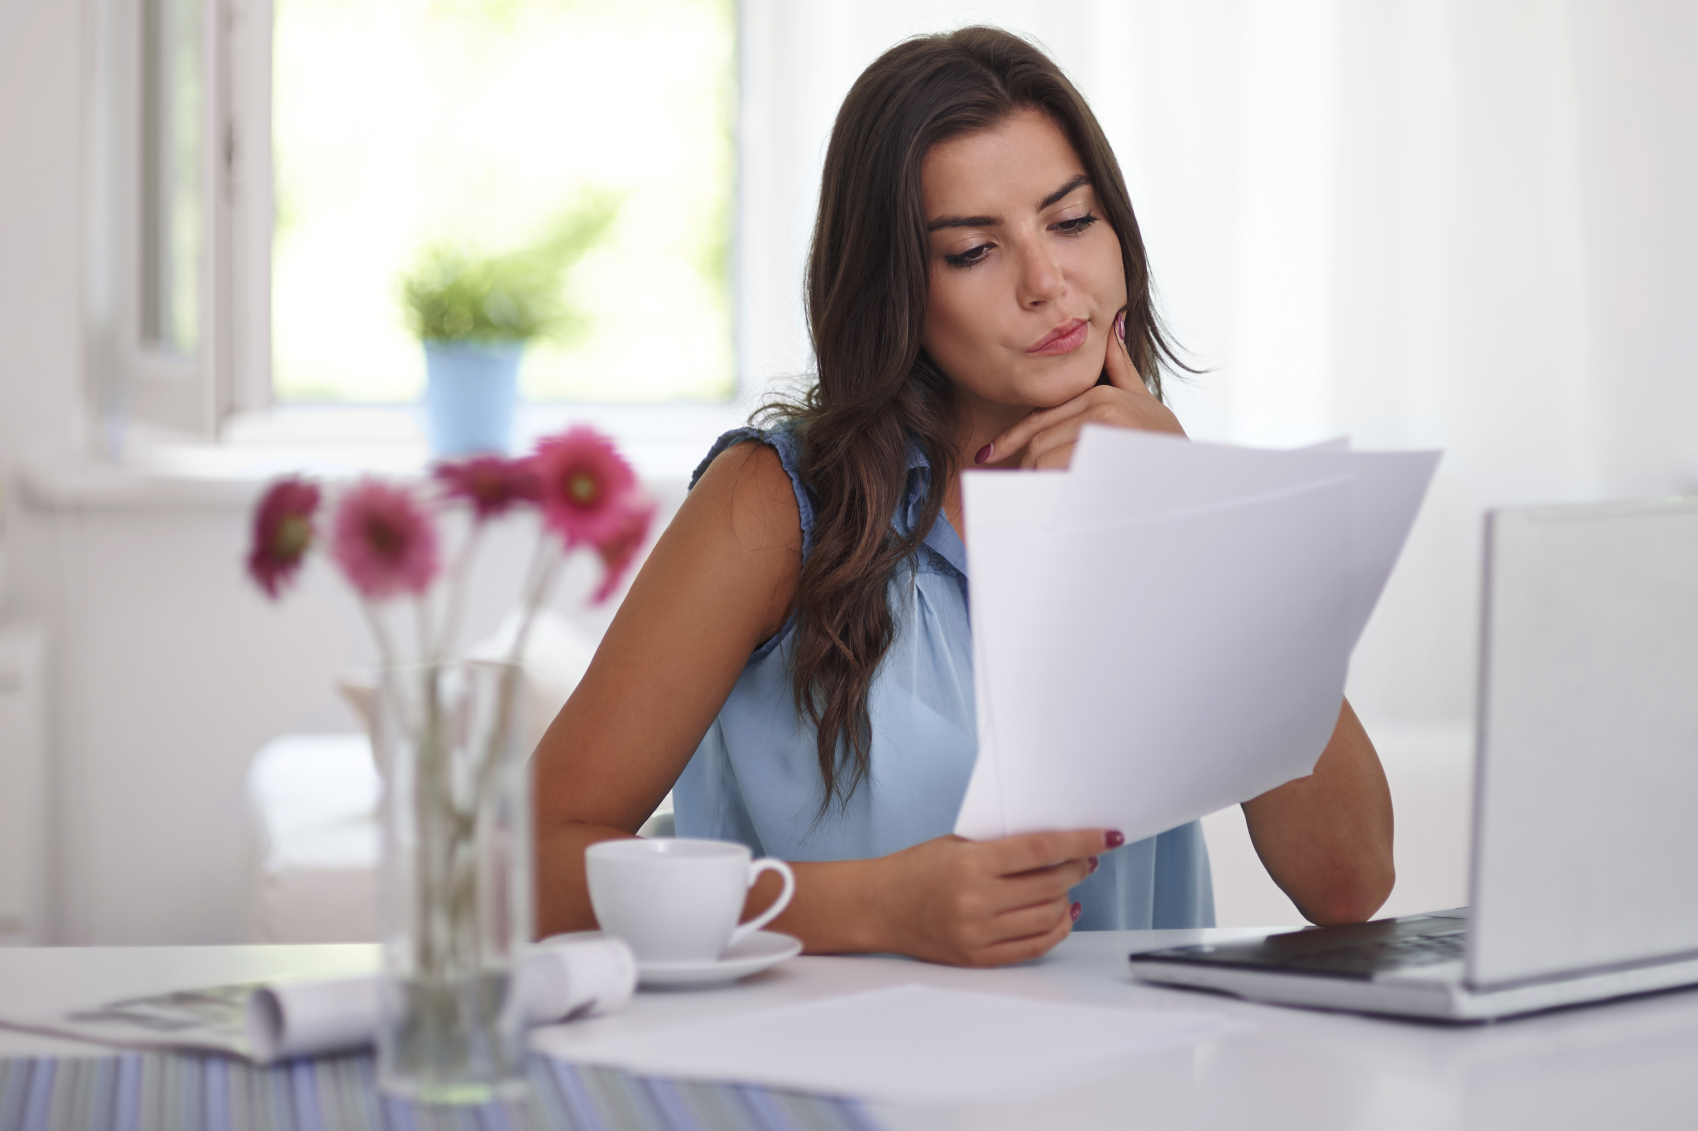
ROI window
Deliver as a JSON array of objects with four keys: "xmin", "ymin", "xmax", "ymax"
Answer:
[
  {"xmin": 101, "ymin": 0, "xmax": 736, "ymax": 444},
  {"xmin": 140, "ymin": 0, "xmax": 204, "ymax": 359},
  {"xmin": 89, "ymin": 0, "xmax": 268, "ymax": 438},
  {"xmin": 269, "ymin": 0, "xmax": 737, "ymax": 405}
]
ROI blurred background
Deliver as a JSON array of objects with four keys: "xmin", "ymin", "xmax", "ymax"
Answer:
[{"xmin": 0, "ymin": 0, "xmax": 1693, "ymax": 945}]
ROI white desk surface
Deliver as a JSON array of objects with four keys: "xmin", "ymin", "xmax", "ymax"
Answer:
[{"xmin": 2, "ymin": 927, "xmax": 1694, "ymax": 1130}]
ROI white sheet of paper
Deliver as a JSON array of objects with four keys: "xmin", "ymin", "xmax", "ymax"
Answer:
[
  {"xmin": 549, "ymin": 984, "xmax": 1238, "ymax": 1104},
  {"xmin": 1061, "ymin": 427, "xmax": 1441, "ymax": 647},
  {"xmin": 955, "ymin": 429, "xmax": 1438, "ymax": 843}
]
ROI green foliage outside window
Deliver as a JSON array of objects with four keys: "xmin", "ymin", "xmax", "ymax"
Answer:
[
  {"xmin": 400, "ymin": 196, "xmax": 621, "ymax": 343},
  {"xmin": 272, "ymin": 0, "xmax": 735, "ymax": 403}
]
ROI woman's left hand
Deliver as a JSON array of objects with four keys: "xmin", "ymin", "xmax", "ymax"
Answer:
[{"xmin": 981, "ymin": 310, "xmax": 1185, "ymax": 469}]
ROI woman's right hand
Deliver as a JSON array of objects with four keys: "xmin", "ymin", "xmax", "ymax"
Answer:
[{"xmin": 872, "ymin": 829, "xmax": 1119, "ymax": 966}]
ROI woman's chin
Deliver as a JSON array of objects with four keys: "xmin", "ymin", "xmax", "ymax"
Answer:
[
  {"xmin": 1017, "ymin": 363, "xmax": 1100, "ymax": 409},
  {"xmin": 950, "ymin": 355, "xmax": 1100, "ymax": 414}
]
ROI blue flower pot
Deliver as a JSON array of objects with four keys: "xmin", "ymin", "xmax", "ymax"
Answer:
[{"xmin": 423, "ymin": 340, "xmax": 523, "ymax": 457}]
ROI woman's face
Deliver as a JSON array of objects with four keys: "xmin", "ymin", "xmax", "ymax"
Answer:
[{"xmin": 920, "ymin": 109, "xmax": 1127, "ymax": 419}]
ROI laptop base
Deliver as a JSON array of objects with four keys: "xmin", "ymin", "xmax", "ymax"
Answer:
[{"xmin": 1131, "ymin": 939, "xmax": 1698, "ymax": 1022}]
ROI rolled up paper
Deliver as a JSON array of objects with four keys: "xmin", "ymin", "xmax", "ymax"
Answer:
[
  {"xmin": 245, "ymin": 975, "xmax": 378, "ymax": 1064},
  {"xmin": 522, "ymin": 934, "xmax": 638, "ymax": 1022},
  {"xmin": 245, "ymin": 936, "xmax": 638, "ymax": 1064}
]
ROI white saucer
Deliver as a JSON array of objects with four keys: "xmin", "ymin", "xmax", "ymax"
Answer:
[
  {"xmin": 638, "ymin": 931, "xmax": 803, "ymax": 987},
  {"xmin": 539, "ymin": 929, "xmax": 803, "ymax": 988}
]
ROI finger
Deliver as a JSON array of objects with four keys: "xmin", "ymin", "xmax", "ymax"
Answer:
[
  {"xmin": 1027, "ymin": 442, "xmax": 1076, "ymax": 471},
  {"xmin": 986, "ymin": 896, "xmax": 1074, "ymax": 944},
  {"xmin": 1020, "ymin": 415, "xmax": 1093, "ymax": 469},
  {"xmin": 1001, "ymin": 384, "xmax": 1126, "ymax": 467},
  {"xmin": 988, "ymin": 829, "xmax": 1119, "ymax": 876},
  {"xmin": 1103, "ymin": 308, "xmax": 1145, "ymax": 393},
  {"xmin": 979, "ymin": 395, "xmax": 1095, "ymax": 466},
  {"xmin": 988, "ymin": 859, "xmax": 1092, "ymax": 912},
  {"xmin": 974, "ymin": 903, "xmax": 1076, "ymax": 967},
  {"xmin": 1023, "ymin": 392, "xmax": 1159, "ymax": 466}
]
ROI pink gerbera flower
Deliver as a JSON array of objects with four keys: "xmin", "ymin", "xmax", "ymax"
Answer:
[
  {"xmin": 329, "ymin": 480, "xmax": 441, "ymax": 600},
  {"xmin": 532, "ymin": 426, "xmax": 639, "ymax": 547},
  {"xmin": 590, "ymin": 493, "xmax": 657, "ymax": 604},
  {"xmin": 247, "ymin": 477, "xmax": 321, "ymax": 599},
  {"xmin": 433, "ymin": 455, "xmax": 538, "ymax": 521}
]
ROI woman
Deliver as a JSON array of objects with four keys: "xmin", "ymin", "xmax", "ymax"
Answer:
[{"xmin": 533, "ymin": 26, "xmax": 1393, "ymax": 966}]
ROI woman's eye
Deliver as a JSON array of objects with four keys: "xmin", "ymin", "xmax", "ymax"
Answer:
[
  {"xmin": 1055, "ymin": 213, "xmax": 1099, "ymax": 235},
  {"xmin": 945, "ymin": 243, "xmax": 993, "ymax": 268}
]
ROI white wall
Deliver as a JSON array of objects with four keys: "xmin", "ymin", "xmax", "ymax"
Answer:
[
  {"xmin": 0, "ymin": 0, "xmax": 87, "ymax": 475},
  {"xmin": 0, "ymin": 0, "xmax": 89, "ymax": 945}
]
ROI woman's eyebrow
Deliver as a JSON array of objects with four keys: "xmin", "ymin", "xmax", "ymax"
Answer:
[
  {"xmin": 927, "ymin": 212, "xmax": 998, "ymax": 233},
  {"xmin": 925, "ymin": 174, "xmax": 1093, "ymax": 233},
  {"xmin": 1038, "ymin": 173, "xmax": 1091, "ymax": 210}
]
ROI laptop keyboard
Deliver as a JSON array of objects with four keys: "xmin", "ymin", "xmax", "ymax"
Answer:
[
  {"xmin": 1287, "ymin": 930, "xmax": 1465, "ymax": 975},
  {"xmin": 1130, "ymin": 910, "xmax": 1472, "ymax": 981}
]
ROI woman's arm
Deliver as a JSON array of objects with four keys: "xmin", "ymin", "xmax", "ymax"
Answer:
[
  {"xmin": 1241, "ymin": 699, "xmax": 1395, "ymax": 924},
  {"xmin": 532, "ymin": 440, "xmax": 1104, "ymax": 964},
  {"xmin": 532, "ymin": 440, "xmax": 801, "ymax": 938}
]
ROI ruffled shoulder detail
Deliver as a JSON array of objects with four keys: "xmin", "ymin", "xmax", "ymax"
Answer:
[{"xmin": 690, "ymin": 422, "xmax": 815, "ymax": 563}]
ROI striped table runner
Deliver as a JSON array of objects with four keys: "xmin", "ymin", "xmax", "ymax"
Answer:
[{"xmin": 0, "ymin": 1054, "xmax": 880, "ymax": 1131}]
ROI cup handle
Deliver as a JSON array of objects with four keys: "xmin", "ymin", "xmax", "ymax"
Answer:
[{"xmin": 728, "ymin": 858, "xmax": 796, "ymax": 948}]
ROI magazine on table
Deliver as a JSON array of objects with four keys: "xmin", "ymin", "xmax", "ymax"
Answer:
[{"xmin": 0, "ymin": 937, "xmax": 635, "ymax": 1064}]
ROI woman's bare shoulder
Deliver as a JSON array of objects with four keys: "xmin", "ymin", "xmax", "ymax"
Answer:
[{"xmin": 686, "ymin": 437, "xmax": 804, "ymax": 557}]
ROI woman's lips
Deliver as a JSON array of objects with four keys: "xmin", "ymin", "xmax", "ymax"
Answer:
[{"xmin": 1027, "ymin": 318, "xmax": 1089, "ymax": 356}]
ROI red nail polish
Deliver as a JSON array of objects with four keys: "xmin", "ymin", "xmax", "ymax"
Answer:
[
  {"xmin": 1114, "ymin": 310, "xmax": 1126, "ymax": 342},
  {"xmin": 974, "ymin": 443, "xmax": 993, "ymax": 465},
  {"xmin": 1088, "ymin": 855, "xmax": 1099, "ymax": 874},
  {"xmin": 1105, "ymin": 830, "xmax": 1125, "ymax": 848},
  {"xmin": 1070, "ymin": 901, "xmax": 1082, "ymax": 922}
]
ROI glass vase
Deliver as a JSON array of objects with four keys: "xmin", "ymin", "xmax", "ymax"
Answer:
[{"xmin": 375, "ymin": 659, "xmax": 532, "ymax": 1104}]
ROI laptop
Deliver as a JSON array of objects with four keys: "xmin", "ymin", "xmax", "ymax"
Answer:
[{"xmin": 1130, "ymin": 495, "xmax": 1698, "ymax": 1021}]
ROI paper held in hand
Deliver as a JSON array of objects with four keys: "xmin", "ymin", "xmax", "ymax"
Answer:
[{"xmin": 952, "ymin": 426, "xmax": 1439, "ymax": 844}]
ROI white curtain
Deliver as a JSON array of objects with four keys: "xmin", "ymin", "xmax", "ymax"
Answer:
[{"xmin": 736, "ymin": 0, "xmax": 1698, "ymax": 727}]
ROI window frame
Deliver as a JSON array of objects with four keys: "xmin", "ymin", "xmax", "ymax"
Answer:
[{"xmin": 87, "ymin": 0, "xmax": 270, "ymax": 441}]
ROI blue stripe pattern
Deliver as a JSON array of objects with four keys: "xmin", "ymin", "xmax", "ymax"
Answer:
[{"xmin": 0, "ymin": 1055, "xmax": 880, "ymax": 1131}]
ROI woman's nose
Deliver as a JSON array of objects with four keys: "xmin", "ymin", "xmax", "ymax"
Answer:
[{"xmin": 1015, "ymin": 238, "xmax": 1065, "ymax": 306}]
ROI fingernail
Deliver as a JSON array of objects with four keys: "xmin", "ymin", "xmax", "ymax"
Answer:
[
  {"xmin": 1070, "ymin": 901, "xmax": 1083, "ymax": 922},
  {"xmin": 1105, "ymin": 830, "xmax": 1125, "ymax": 848},
  {"xmin": 1087, "ymin": 855, "xmax": 1099, "ymax": 874},
  {"xmin": 1114, "ymin": 310, "xmax": 1126, "ymax": 343},
  {"xmin": 974, "ymin": 443, "xmax": 993, "ymax": 465}
]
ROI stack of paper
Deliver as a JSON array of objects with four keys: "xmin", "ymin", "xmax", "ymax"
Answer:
[{"xmin": 954, "ymin": 426, "xmax": 1438, "ymax": 844}]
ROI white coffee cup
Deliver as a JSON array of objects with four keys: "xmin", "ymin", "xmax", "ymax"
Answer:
[{"xmin": 584, "ymin": 838, "xmax": 796, "ymax": 964}]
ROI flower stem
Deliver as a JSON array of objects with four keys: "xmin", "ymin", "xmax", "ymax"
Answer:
[
  {"xmin": 436, "ymin": 521, "xmax": 485, "ymax": 663},
  {"xmin": 414, "ymin": 599, "xmax": 435, "ymax": 670},
  {"xmin": 508, "ymin": 537, "xmax": 564, "ymax": 670},
  {"xmin": 361, "ymin": 598, "xmax": 399, "ymax": 671}
]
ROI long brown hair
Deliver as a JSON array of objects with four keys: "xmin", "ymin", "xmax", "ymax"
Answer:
[{"xmin": 774, "ymin": 26, "xmax": 1186, "ymax": 815}]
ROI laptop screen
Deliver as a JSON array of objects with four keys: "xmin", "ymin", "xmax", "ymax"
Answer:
[{"xmin": 1470, "ymin": 497, "xmax": 1698, "ymax": 988}]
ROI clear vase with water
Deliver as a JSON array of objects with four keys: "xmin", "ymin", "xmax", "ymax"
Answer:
[{"xmin": 375, "ymin": 659, "xmax": 531, "ymax": 1103}]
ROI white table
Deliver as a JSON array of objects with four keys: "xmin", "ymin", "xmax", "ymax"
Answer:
[{"xmin": 2, "ymin": 929, "xmax": 1694, "ymax": 1130}]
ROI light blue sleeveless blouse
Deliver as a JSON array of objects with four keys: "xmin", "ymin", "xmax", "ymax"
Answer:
[{"xmin": 674, "ymin": 425, "xmax": 1214, "ymax": 930}]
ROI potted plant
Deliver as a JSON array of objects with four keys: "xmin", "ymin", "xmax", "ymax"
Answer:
[{"xmin": 400, "ymin": 198, "xmax": 619, "ymax": 457}]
